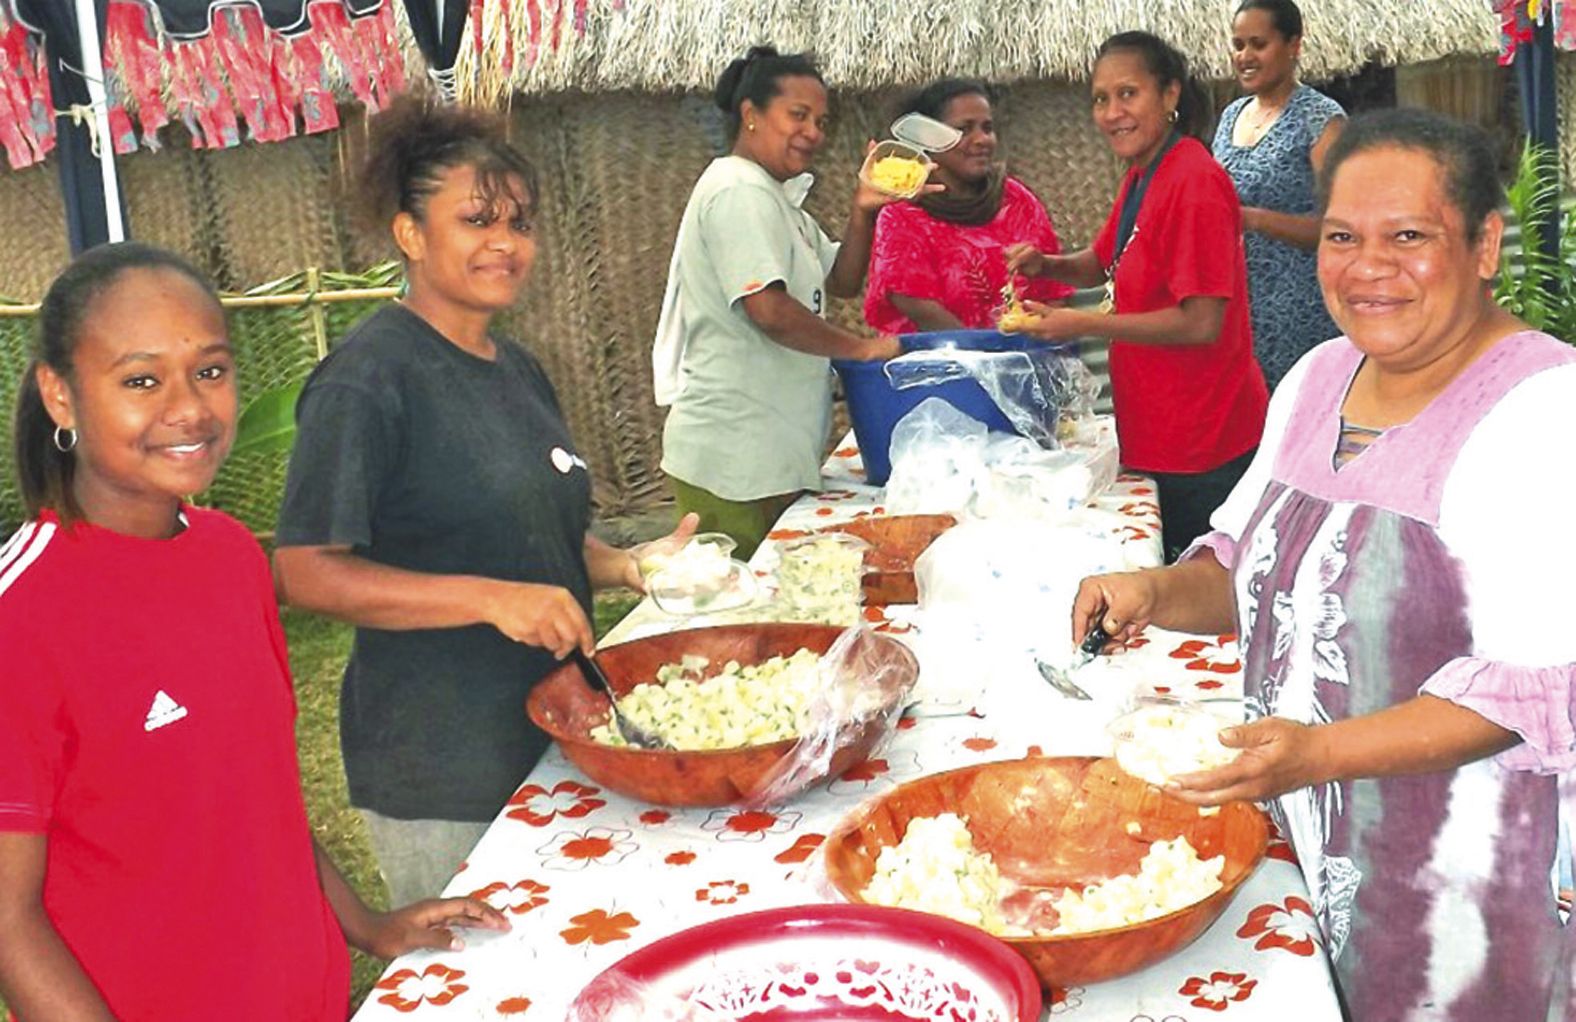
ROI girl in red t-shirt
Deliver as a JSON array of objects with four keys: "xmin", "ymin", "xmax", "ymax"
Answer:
[
  {"xmin": 1007, "ymin": 32, "xmax": 1269, "ymax": 561},
  {"xmin": 0, "ymin": 243, "xmax": 508, "ymax": 1021}
]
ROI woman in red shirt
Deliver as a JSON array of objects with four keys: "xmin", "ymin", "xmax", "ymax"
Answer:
[
  {"xmin": 1009, "ymin": 32, "xmax": 1268, "ymax": 560},
  {"xmin": 865, "ymin": 78, "xmax": 1073, "ymax": 334}
]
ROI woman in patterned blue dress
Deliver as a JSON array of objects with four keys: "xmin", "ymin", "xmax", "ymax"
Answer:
[{"xmin": 1213, "ymin": 0, "xmax": 1345, "ymax": 391}]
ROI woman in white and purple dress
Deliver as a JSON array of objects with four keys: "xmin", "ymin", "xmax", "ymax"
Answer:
[{"xmin": 1073, "ymin": 109, "xmax": 1576, "ymax": 1020}]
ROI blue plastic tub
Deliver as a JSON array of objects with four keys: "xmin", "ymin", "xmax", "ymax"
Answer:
[{"xmin": 831, "ymin": 330, "xmax": 1071, "ymax": 486}]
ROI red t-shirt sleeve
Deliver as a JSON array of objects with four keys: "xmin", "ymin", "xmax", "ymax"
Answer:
[
  {"xmin": 0, "ymin": 633, "xmax": 61, "ymax": 833},
  {"xmin": 865, "ymin": 205, "xmax": 944, "ymax": 331},
  {"xmin": 1160, "ymin": 172, "xmax": 1241, "ymax": 301}
]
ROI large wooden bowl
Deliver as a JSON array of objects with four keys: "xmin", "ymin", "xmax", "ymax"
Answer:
[
  {"xmin": 820, "ymin": 513, "xmax": 956, "ymax": 605},
  {"xmin": 823, "ymin": 757, "xmax": 1268, "ymax": 987},
  {"xmin": 527, "ymin": 623, "xmax": 919, "ymax": 807}
]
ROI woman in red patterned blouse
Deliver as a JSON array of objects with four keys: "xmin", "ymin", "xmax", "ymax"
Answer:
[{"xmin": 863, "ymin": 79, "xmax": 1073, "ymax": 334}]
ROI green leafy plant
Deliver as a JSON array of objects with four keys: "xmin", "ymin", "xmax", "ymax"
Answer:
[
  {"xmin": 1495, "ymin": 139, "xmax": 1576, "ymax": 344},
  {"xmin": 230, "ymin": 380, "xmax": 304, "ymax": 459}
]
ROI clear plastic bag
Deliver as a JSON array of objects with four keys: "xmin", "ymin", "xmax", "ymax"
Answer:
[
  {"xmin": 883, "ymin": 397, "xmax": 989, "ymax": 515},
  {"xmin": 744, "ymin": 626, "xmax": 918, "ymax": 807},
  {"xmin": 882, "ymin": 347, "xmax": 1100, "ymax": 447}
]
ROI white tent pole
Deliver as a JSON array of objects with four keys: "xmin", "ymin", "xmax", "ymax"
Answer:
[{"xmin": 72, "ymin": 0, "xmax": 125, "ymax": 242}]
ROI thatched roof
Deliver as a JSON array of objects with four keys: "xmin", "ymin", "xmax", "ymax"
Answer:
[{"xmin": 451, "ymin": 0, "xmax": 1501, "ymax": 103}]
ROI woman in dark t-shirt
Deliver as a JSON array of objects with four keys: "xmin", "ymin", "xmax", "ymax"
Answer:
[{"xmin": 274, "ymin": 98, "xmax": 694, "ymax": 906}]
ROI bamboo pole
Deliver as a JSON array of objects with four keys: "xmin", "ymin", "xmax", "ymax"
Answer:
[
  {"xmin": 305, "ymin": 266, "xmax": 331, "ymax": 360},
  {"xmin": 0, "ymin": 284, "xmax": 401, "ymax": 318}
]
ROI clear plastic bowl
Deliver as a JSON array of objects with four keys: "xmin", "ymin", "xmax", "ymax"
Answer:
[
  {"xmin": 1107, "ymin": 695, "xmax": 1242, "ymax": 787},
  {"xmin": 631, "ymin": 531, "xmax": 737, "ymax": 579},
  {"xmin": 859, "ymin": 140, "xmax": 933, "ymax": 199},
  {"xmin": 774, "ymin": 533, "xmax": 870, "ymax": 625},
  {"xmin": 647, "ymin": 557, "xmax": 757, "ymax": 616}
]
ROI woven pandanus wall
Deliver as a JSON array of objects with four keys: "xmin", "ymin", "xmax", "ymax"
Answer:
[{"xmin": 0, "ymin": 163, "xmax": 71, "ymax": 301}]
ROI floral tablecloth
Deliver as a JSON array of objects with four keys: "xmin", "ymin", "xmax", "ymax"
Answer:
[{"xmin": 351, "ymin": 438, "xmax": 1341, "ymax": 1022}]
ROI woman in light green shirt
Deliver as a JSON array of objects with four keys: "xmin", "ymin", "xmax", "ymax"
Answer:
[{"xmin": 653, "ymin": 46, "xmax": 915, "ymax": 557}]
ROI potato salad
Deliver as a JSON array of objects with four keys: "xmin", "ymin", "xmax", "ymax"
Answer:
[
  {"xmin": 862, "ymin": 813, "xmax": 1010, "ymax": 933},
  {"xmin": 1112, "ymin": 701, "xmax": 1240, "ymax": 786},
  {"xmin": 1048, "ymin": 836, "xmax": 1225, "ymax": 935},
  {"xmin": 861, "ymin": 814, "xmax": 1224, "ymax": 939},
  {"xmin": 589, "ymin": 649, "xmax": 822, "ymax": 750}
]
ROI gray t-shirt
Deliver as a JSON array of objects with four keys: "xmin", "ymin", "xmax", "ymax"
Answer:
[
  {"xmin": 276, "ymin": 304, "xmax": 592, "ymax": 821},
  {"xmin": 659, "ymin": 156, "xmax": 841, "ymax": 500}
]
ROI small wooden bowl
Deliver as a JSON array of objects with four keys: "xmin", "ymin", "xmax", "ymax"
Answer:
[
  {"xmin": 527, "ymin": 623, "xmax": 919, "ymax": 807},
  {"xmin": 820, "ymin": 513, "xmax": 956, "ymax": 605},
  {"xmin": 823, "ymin": 757, "xmax": 1269, "ymax": 987}
]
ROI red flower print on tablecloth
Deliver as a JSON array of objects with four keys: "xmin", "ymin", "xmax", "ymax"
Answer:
[
  {"xmin": 639, "ymin": 809, "xmax": 672, "ymax": 826},
  {"xmin": 696, "ymin": 879, "xmax": 751, "ymax": 905},
  {"xmin": 814, "ymin": 506, "xmax": 836, "ymax": 517},
  {"xmin": 1238, "ymin": 896, "xmax": 1320, "ymax": 956},
  {"xmin": 497, "ymin": 996, "xmax": 532, "ymax": 1015},
  {"xmin": 1168, "ymin": 638, "xmax": 1242, "ymax": 675},
  {"xmin": 767, "ymin": 528, "xmax": 809, "ymax": 541},
  {"xmin": 469, "ymin": 879, "xmax": 550, "ymax": 916},
  {"xmin": 536, "ymin": 827, "xmax": 637, "ymax": 870},
  {"xmin": 1116, "ymin": 524, "xmax": 1152, "ymax": 542},
  {"xmin": 1116, "ymin": 472, "xmax": 1144, "ymax": 483},
  {"xmin": 775, "ymin": 833, "xmax": 825, "ymax": 864},
  {"xmin": 505, "ymin": 780, "xmax": 605, "ymax": 827},
  {"xmin": 1046, "ymin": 985, "xmax": 1084, "ymax": 1014},
  {"xmin": 816, "ymin": 489, "xmax": 857, "ymax": 501},
  {"xmin": 560, "ymin": 908, "xmax": 640, "ymax": 946},
  {"xmin": 374, "ymin": 963, "xmax": 469, "ymax": 1012},
  {"xmin": 827, "ymin": 749, "xmax": 922, "ymax": 795},
  {"xmin": 665, "ymin": 850, "xmax": 697, "ymax": 866},
  {"xmin": 1179, "ymin": 971, "xmax": 1258, "ymax": 1011},
  {"xmin": 833, "ymin": 445, "xmax": 860, "ymax": 458},
  {"xmin": 702, "ymin": 808, "xmax": 801, "ymax": 842},
  {"xmin": 896, "ymin": 715, "xmax": 918, "ymax": 730},
  {"xmin": 962, "ymin": 736, "xmax": 998, "ymax": 752}
]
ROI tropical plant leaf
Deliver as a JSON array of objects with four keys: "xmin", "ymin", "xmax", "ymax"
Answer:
[{"xmin": 230, "ymin": 381, "xmax": 304, "ymax": 458}]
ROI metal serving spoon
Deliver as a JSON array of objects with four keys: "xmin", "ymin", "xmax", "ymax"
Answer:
[
  {"xmin": 1034, "ymin": 623, "xmax": 1111, "ymax": 701},
  {"xmin": 573, "ymin": 648, "xmax": 669, "ymax": 750}
]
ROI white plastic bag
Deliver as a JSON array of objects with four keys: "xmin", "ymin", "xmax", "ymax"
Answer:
[{"xmin": 883, "ymin": 397, "xmax": 989, "ymax": 515}]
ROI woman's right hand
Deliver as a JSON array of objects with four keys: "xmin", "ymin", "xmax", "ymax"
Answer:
[
  {"xmin": 1004, "ymin": 243, "xmax": 1047, "ymax": 278},
  {"xmin": 1071, "ymin": 570, "xmax": 1160, "ymax": 650},
  {"xmin": 484, "ymin": 581, "xmax": 595, "ymax": 658}
]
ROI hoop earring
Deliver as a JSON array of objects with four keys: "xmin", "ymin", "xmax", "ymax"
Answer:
[
  {"xmin": 52, "ymin": 426, "xmax": 77, "ymax": 453},
  {"xmin": 1166, "ymin": 109, "xmax": 1179, "ymax": 124}
]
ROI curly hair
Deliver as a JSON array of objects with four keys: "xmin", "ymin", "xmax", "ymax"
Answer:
[{"xmin": 358, "ymin": 95, "xmax": 539, "ymax": 238}]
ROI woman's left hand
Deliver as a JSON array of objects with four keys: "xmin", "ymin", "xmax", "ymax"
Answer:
[
  {"xmin": 852, "ymin": 141, "xmax": 945, "ymax": 215},
  {"xmin": 1018, "ymin": 301, "xmax": 1094, "ymax": 341},
  {"xmin": 357, "ymin": 897, "xmax": 512, "ymax": 959},
  {"xmin": 621, "ymin": 512, "xmax": 700, "ymax": 592},
  {"xmin": 1165, "ymin": 716, "xmax": 1331, "ymax": 805}
]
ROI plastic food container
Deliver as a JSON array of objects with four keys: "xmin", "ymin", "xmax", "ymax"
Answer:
[
  {"xmin": 648, "ymin": 556, "xmax": 757, "ymax": 616},
  {"xmin": 774, "ymin": 532, "xmax": 870, "ymax": 625},
  {"xmin": 631, "ymin": 531, "xmax": 737, "ymax": 579},
  {"xmin": 856, "ymin": 112, "xmax": 961, "ymax": 199},
  {"xmin": 1107, "ymin": 696, "xmax": 1243, "ymax": 787}
]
